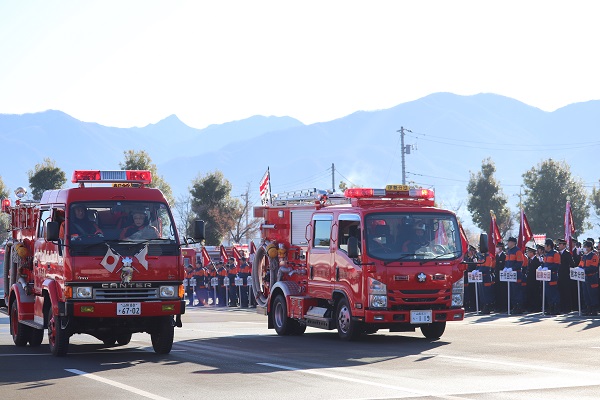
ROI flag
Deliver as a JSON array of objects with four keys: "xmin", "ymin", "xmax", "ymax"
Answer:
[
  {"xmin": 517, "ymin": 208, "xmax": 533, "ymax": 252},
  {"xmin": 201, "ymin": 247, "xmax": 211, "ymax": 267},
  {"xmin": 435, "ymin": 220, "xmax": 448, "ymax": 245},
  {"xmin": 259, "ymin": 168, "xmax": 272, "ymax": 205},
  {"xmin": 100, "ymin": 245, "xmax": 120, "ymax": 273},
  {"xmin": 565, "ymin": 200, "xmax": 575, "ymax": 248},
  {"xmin": 220, "ymin": 244, "xmax": 228, "ymax": 263},
  {"xmin": 249, "ymin": 241, "xmax": 257, "ymax": 255},
  {"xmin": 134, "ymin": 244, "xmax": 149, "ymax": 270},
  {"xmin": 232, "ymin": 246, "xmax": 242, "ymax": 264},
  {"xmin": 488, "ymin": 210, "xmax": 502, "ymax": 259}
]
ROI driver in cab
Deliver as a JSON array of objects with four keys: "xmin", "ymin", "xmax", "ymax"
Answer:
[
  {"xmin": 60, "ymin": 204, "xmax": 103, "ymax": 240},
  {"xmin": 402, "ymin": 222, "xmax": 429, "ymax": 252}
]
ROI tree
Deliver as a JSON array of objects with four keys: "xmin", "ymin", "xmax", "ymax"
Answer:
[
  {"xmin": 190, "ymin": 170, "xmax": 237, "ymax": 245},
  {"xmin": 522, "ymin": 159, "xmax": 589, "ymax": 239},
  {"xmin": 0, "ymin": 175, "xmax": 10, "ymax": 242},
  {"xmin": 28, "ymin": 158, "xmax": 66, "ymax": 200},
  {"xmin": 591, "ymin": 183, "xmax": 600, "ymax": 229},
  {"xmin": 120, "ymin": 150, "xmax": 174, "ymax": 205},
  {"xmin": 173, "ymin": 193, "xmax": 194, "ymax": 238},
  {"xmin": 466, "ymin": 158, "xmax": 512, "ymax": 236},
  {"xmin": 229, "ymin": 183, "xmax": 261, "ymax": 243},
  {"xmin": 339, "ymin": 181, "xmax": 348, "ymax": 192}
]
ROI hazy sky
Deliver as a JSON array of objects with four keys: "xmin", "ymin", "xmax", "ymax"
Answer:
[{"xmin": 1, "ymin": 1, "xmax": 599, "ymax": 129}]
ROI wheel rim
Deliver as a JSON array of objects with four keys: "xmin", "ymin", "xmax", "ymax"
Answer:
[
  {"xmin": 48, "ymin": 314, "xmax": 56, "ymax": 347},
  {"xmin": 274, "ymin": 301, "xmax": 284, "ymax": 329},
  {"xmin": 338, "ymin": 304, "xmax": 351, "ymax": 334}
]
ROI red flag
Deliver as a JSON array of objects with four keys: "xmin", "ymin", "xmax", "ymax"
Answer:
[
  {"xmin": 249, "ymin": 241, "xmax": 257, "ymax": 255},
  {"xmin": 220, "ymin": 244, "xmax": 228, "ymax": 263},
  {"xmin": 200, "ymin": 247, "xmax": 211, "ymax": 267},
  {"xmin": 232, "ymin": 246, "xmax": 242, "ymax": 264},
  {"xmin": 565, "ymin": 201, "xmax": 575, "ymax": 247},
  {"xmin": 259, "ymin": 168, "xmax": 272, "ymax": 205},
  {"xmin": 518, "ymin": 208, "xmax": 533, "ymax": 252},
  {"xmin": 488, "ymin": 210, "xmax": 502, "ymax": 259}
]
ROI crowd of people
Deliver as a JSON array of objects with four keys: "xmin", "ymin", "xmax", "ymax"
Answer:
[
  {"xmin": 184, "ymin": 255, "xmax": 254, "ymax": 308},
  {"xmin": 464, "ymin": 236, "xmax": 600, "ymax": 316}
]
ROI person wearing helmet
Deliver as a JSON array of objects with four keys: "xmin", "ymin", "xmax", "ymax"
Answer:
[
  {"xmin": 120, "ymin": 210, "xmax": 159, "ymax": 240},
  {"xmin": 402, "ymin": 222, "xmax": 429, "ymax": 252},
  {"xmin": 63, "ymin": 204, "xmax": 103, "ymax": 240}
]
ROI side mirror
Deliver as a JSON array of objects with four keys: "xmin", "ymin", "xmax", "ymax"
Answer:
[
  {"xmin": 479, "ymin": 233, "xmax": 488, "ymax": 254},
  {"xmin": 46, "ymin": 221, "xmax": 60, "ymax": 242},
  {"xmin": 193, "ymin": 220, "xmax": 205, "ymax": 241},
  {"xmin": 347, "ymin": 236, "xmax": 359, "ymax": 258}
]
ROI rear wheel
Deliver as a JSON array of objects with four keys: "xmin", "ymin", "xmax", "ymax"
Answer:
[
  {"xmin": 117, "ymin": 332, "xmax": 132, "ymax": 345},
  {"xmin": 272, "ymin": 295, "xmax": 294, "ymax": 336},
  {"xmin": 102, "ymin": 336, "xmax": 117, "ymax": 346},
  {"xmin": 151, "ymin": 317, "xmax": 174, "ymax": 354},
  {"xmin": 10, "ymin": 301, "xmax": 30, "ymax": 347},
  {"xmin": 336, "ymin": 297, "xmax": 361, "ymax": 341},
  {"xmin": 29, "ymin": 327, "xmax": 44, "ymax": 347},
  {"xmin": 420, "ymin": 322, "xmax": 446, "ymax": 340},
  {"xmin": 47, "ymin": 308, "xmax": 69, "ymax": 357}
]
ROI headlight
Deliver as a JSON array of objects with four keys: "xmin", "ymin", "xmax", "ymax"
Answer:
[
  {"xmin": 75, "ymin": 286, "xmax": 93, "ymax": 299},
  {"xmin": 160, "ymin": 286, "xmax": 176, "ymax": 298},
  {"xmin": 451, "ymin": 277, "xmax": 464, "ymax": 307},
  {"xmin": 368, "ymin": 278, "xmax": 387, "ymax": 308}
]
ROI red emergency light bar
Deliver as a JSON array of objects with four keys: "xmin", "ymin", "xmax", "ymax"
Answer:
[
  {"xmin": 72, "ymin": 170, "xmax": 153, "ymax": 184},
  {"xmin": 344, "ymin": 186, "xmax": 435, "ymax": 201},
  {"xmin": 1, "ymin": 198, "xmax": 10, "ymax": 212}
]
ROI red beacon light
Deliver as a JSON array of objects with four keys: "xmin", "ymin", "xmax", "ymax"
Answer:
[
  {"xmin": 1, "ymin": 198, "xmax": 11, "ymax": 212},
  {"xmin": 345, "ymin": 186, "xmax": 435, "ymax": 202},
  {"xmin": 72, "ymin": 170, "xmax": 152, "ymax": 185}
]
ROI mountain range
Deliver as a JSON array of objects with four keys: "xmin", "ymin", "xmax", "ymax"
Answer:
[{"xmin": 1, "ymin": 92, "xmax": 599, "ymax": 237}]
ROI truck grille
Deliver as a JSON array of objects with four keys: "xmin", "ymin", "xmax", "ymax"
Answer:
[
  {"xmin": 388, "ymin": 288, "xmax": 450, "ymax": 308},
  {"xmin": 94, "ymin": 287, "xmax": 158, "ymax": 301}
]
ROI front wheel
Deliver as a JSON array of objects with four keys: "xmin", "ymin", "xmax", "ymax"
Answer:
[
  {"xmin": 420, "ymin": 322, "xmax": 446, "ymax": 340},
  {"xmin": 272, "ymin": 295, "xmax": 294, "ymax": 336},
  {"xmin": 336, "ymin": 297, "xmax": 361, "ymax": 341},
  {"xmin": 29, "ymin": 327, "xmax": 44, "ymax": 347},
  {"xmin": 47, "ymin": 308, "xmax": 70, "ymax": 356},
  {"xmin": 151, "ymin": 317, "xmax": 174, "ymax": 354},
  {"xmin": 117, "ymin": 332, "xmax": 132, "ymax": 345},
  {"xmin": 10, "ymin": 301, "xmax": 30, "ymax": 347}
]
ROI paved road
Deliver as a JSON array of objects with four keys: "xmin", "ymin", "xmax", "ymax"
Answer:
[{"xmin": 2, "ymin": 308, "xmax": 600, "ymax": 400}]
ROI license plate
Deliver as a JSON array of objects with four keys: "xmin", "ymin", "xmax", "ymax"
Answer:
[
  {"xmin": 410, "ymin": 310, "xmax": 432, "ymax": 324},
  {"xmin": 117, "ymin": 302, "xmax": 141, "ymax": 316}
]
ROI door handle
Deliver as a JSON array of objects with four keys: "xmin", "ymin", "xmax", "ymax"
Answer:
[
  {"xmin": 310, "ymin": 265, "xmax": 314, "ymax": 279},
  {"xmin": 336, "ymin": 266, "xmax": 340, "ymax": 281}
]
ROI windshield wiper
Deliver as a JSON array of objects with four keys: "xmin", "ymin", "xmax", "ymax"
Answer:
[
  {"xmin": 419, "ymin": 250, "xmax": 461, "ymax": 265},
  {"xmin": 383, "ymin": 253, "xmax": 418, "ymax": 266}
]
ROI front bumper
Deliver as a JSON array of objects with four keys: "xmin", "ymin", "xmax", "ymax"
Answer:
[
  {"xmin": 363, "ymin": 308, "xmax": 464, "ymax": 323},
  {"xmin": 66, "ymin": 300, "xmax": 186, "ymax": 317}
]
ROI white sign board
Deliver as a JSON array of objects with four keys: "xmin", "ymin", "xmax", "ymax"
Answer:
[
  {"xmin": 247, "ymin": 275, "xmax": 252, "ymax": 286},
  {"xmin": 183, "ymin": 278, "xmax": 189, "ymax": 288},
  {"xmin": 468, "ymin": 271, "xmax": 483, "ymax": 283},
  {"xmin": 234, "ymin": 277, "xmax": 244, "ymax": 286},
  {"xmin": 210, "ymin": 277, "xmax": 218, "ymax": 286},
  {"xmin": 224, "ymin": 277, "xmax": 230, "ymax": 286},
  {"xmin": 570, "ymin": 267, "xmax": 585, "ymax": 282},
  {"xmin": 499, "ymin": 269, "xmax": 518, "ymax": 282},
  {"xmin": 536, "ymin": 269, "xmax": 552, "ymax": 282}
]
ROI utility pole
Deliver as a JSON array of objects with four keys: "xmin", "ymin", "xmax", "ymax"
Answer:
[
  {"xmin": 240, "ymin": 192, "xmax": 249, "ymax": 243},
  {"xmin": 332, "ymin": 163, "xmax": 335, "ymax": 192},
  {"xmin": 397, "ymin": 126, "xmax": 413, "ymax": 185}
]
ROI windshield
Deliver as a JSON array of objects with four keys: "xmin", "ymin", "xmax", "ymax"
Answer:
[
  {"xmin": 65, "ymin": 201, "xmax": 177, "ymax": 244},
  {"xmin": 365, "ymin": 212, "xmax": 461, "ymax": 262}
]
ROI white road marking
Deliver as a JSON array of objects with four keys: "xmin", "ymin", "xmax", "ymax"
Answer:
[
  {"xmin": 257, "ymin": 362, "xmax": 466, "ymax": 400},
  {"xmin": 65, "ymin": 369, "xmax": 172, "ymax": 400}
]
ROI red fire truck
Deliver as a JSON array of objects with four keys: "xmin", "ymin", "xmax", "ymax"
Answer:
[
  {"xmin": 1, "ymin": 170, "xmax": 200, "ymax": 356},
  {"xmin": 251, "ymin": 185, "xmax": 471, "ymax": 340}
]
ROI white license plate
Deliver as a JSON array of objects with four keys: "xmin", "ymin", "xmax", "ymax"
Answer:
[
  {"xmin": 410, "ymin": 310, "xmax": 432, "ymax": 324},
  {"xmin": 117, "ymin": 302, "xmax": 141, "ymax": 316}
]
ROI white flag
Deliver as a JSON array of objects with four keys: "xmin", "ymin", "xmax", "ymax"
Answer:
[
  {"xmin": 134, "ymin": 245, "xmax": 149, "ymax": 270},
  {"xmin": 100, "ymin": 246, "xmax": 120, "ymax": 273}
]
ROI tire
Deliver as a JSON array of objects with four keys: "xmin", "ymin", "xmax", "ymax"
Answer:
[
  {"xmin": 420, "ymin": 322, "xmax": 446, "ymax": 340},
  {"xmin": 29, "ymin": 327, "xmax": 44, "ymax": 347},
  {"xmin": 336, "ymin": 297, "xmax": 361, "ymax": 341},
  {"xmin": 362, "ymin": 325, "xmax": 379, "ymax": 335},
  {"xmin": 47, "ymin": 308, "xmax": 69, "ymax": 357},
  {"xmin": 151, "ymin": 317, "xmax": 174, "ymax": 354},
  {"xmin": 102, "ymin": 336, "xmax": 117, "ymax": 346},
  {"xmin": 289, "ymin": 320, "xmax": 307, "ymax": 336},
  {"xmin": 116, "ymin": 332, "xmax": 132, "ymax": 345},
  {"xmin": 272, "ymin": 294, "xmax": 293, "ymax": 336},
  {"xmin": 252, "ymin": 246, "xmax": 269, "ymax": 307},
  {"xmin": 10, "ymin": 301, "xmax": 31, "ymax": 347}
]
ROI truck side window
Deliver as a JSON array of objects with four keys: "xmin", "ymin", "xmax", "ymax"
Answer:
[
  {"xmin": 38, "ymin": 209, "xmax": 51, "ymax": 239},
  {"xmin": 313, "ymin": 220, "xmax": 331, "ymax": 248}
]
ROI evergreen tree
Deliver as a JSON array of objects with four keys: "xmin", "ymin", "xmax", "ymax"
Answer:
[
  {"xmin": 120, "ymin": 150, "xmax": 174, "ymax": 205},
  {"xmin": 28, "ymin": 158, "xmax": 66, "ymax": 200}
]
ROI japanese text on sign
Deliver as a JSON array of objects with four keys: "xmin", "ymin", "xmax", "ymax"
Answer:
[
  {"xmin": 499, "ymin": 270, "xmax": 518, "ymax": 282},
  {"xmin": 468, "ymin": 271, "xmax": 483, "ymax": 283},
  {"xmin": 536, "ymin": 269, "xmax": 552, "ymax": 281},
  {"xmin": 570, "ymin": 267, "xmax": 585, "ymax": 282}
]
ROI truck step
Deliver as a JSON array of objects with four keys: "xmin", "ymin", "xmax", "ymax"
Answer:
[
  {"xmin": 305, "ymin": 316, "xmax": 335, "ymax": 330},
  {"xmin": 21, "ymin": 320, "xmax": 44, "ymax": 330}
]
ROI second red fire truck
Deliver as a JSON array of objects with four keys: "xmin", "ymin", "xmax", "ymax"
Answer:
[{"xmin": 251, "ymin": 184, "xmax": 471, "ymax": 340}]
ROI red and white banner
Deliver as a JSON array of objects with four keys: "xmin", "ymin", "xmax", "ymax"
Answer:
[
  {"xmin": 488, "ymin": 210, "xmax": 502, "ymax": 259},
  {"xmin": 220, "ymin": 244, "xmax": 228, "ymax": 263},
  {"xmin": 259, "ymin": 168, "xmax": 272, "ymax": 205},
  {"xmin": 518, "ymin": 208, "xmax": 533, "ymax": 252},
  {"xmin": 565, "ymin": 200, "xmax": 575, "ymax": 246},
  {"xmin": 201, "ymin": 247, "xmax": 211, "ymax": 267}
]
